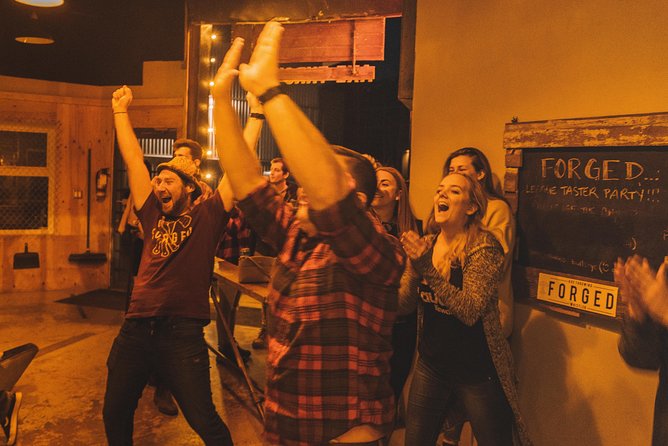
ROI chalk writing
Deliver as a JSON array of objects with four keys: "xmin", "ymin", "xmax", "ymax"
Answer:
[
  {"xmin": 518, "ymin": 147, "xmax": 667, "ymax": 281},
  {"xmin": 541, "ymin": 158, "xmax": 644, "ymax": 181}
]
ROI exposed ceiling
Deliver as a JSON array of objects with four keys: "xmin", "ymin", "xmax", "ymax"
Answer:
[{"xmin": 0, "ymin": 0, "xmax": 185, "ymax": 86}]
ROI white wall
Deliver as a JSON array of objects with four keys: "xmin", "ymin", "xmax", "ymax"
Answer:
[{"xmin": 410, "ymin": 0, "xmax": 667, "ymax": 444}]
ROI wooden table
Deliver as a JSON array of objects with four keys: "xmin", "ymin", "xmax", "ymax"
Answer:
[
  {"xmin": 213, "ymin": 258, "xmax": 269, "ymax": 305},
  {"xmin": 211, "ymin": 258, "xmax": 268, "ymax": 421}
]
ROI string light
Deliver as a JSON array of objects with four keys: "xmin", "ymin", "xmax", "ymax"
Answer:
[
  {"xmin": 209, "ymin": 81, "xmax": 215, "ymax": 87},
  {"xmin": 211, "ymin": 34, "xmax": 217, "ymax": 40},
  {"xmin": 210, "ymin": 57, "xmax": 216, "ymax": 63}
]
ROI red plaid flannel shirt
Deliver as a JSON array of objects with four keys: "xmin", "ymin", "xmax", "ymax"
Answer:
[
  {"xmin": 216, "ymin": 206, "xmax": 255, "ymax": 265},
  {"xmin": 239, "ymin": 182, "xmax": 406, "ymax": 446}
]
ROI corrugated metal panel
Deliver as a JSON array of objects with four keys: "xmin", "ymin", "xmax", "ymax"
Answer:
[
  {"xmin": 138, "ymin": 137, "xmax": 175, "ymax": 158},
  {"xmin": 210, "ymin": 81, "xmax": 321, "ymax": 171}
]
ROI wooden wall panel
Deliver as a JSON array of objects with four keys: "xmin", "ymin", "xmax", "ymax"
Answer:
[
  {"xmin": 129, "ymin": 105, "xmax": 184, "ymax": 133},
  {"xmin": 188, "ymin": 0, "xmax": 402, "ymax": 24},
  {"xmin": 0, "ymin": 90, "xmax": 182, "ymax": 293}
]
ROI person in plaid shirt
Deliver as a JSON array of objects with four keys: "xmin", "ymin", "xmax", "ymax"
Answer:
[
  {"xmin": 211, "ymin": 23, "xmax": 406, "ymax": 446},
  {"xmin": 216, "ymin": 207, "xmax": 256, "ymax": 265}
]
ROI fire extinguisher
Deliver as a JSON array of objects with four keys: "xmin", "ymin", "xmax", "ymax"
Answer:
[{"xmin": 96, "ymin": 168, "xmax": 110, "ymax": 199}]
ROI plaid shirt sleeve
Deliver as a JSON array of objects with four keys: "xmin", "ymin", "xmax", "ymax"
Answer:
[
  {"xmin": 216, "ymin": 207, "xmax": 256, "ymax": 264},
  {"xmin": 237, "ymin": 182, "xmax": 293, "ymax": 254},
  {"xmin": 309, "ymin": 191, "xmax": 406, "ymax": 286}
]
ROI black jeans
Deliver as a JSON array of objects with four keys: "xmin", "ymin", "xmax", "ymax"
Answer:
[
  {"xmin": 103, "ymin": 318, "xmax": 233, "ymax": 445},
  {"xmin": 405, "ymin": 356, "xmax": 513, "ymax": 446}
]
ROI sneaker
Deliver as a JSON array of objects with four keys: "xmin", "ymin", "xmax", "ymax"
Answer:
[
  {"xmin": 1, "ymin": 391, "xmax": 21, "ymax": 446},
  {"xmin": 153, "ymin": 386, "xmax": 178, "ymax": 417},
  {"xmin": 251, "ymin": 325, "xmax": 267, "ymax": 350}
]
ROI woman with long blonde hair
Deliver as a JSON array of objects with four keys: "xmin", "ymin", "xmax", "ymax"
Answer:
[{"xmin": 400, "ymin": 172, "xmax": 531, "ymax": 446}]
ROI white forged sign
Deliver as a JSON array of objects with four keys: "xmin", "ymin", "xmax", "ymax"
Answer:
[{"xmin": 537, "ymin": 272, "xmax": 619, "ymax": 317}]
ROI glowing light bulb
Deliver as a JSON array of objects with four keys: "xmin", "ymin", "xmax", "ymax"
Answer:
[
  {"xmin": 210, "ymin": 57, "xmax": 216, "ymax": 63},
  {"xmin": 205, "ymin": 172, "xmax": 212, "ymax": 179},
  {"xmin": 208, "ymin": 127, "xmax": 214, "ymax": 133},
  {"xmin": 211, "ymin": 34, "xmax": 217, "ymax": 40},
  {"xmin": 15, "ymin": 0, "xmax": 63, "ymax": 6},
  {"xmin": 207, "ymin": 150, "xmax": 213, "ymax": 157},
  {"xmin": 209, "ymin": 81, "xmax": 215, "ymax": 87}
]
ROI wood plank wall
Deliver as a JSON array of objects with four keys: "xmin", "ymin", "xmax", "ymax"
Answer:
[{"xmin": 0, "ymin": 90, "xmax": 183, "ymax": 293}]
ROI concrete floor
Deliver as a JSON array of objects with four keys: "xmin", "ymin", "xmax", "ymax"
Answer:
[{"xmin": 0, "ymin": 290, "xmax": 406, "ymax": 446}]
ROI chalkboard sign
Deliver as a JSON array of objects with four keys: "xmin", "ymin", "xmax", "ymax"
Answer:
[
  {"xmin": 504, "ymin": 112, "xmax": 668, "ymax": 320},
  {"xmin": 517, "ymin": 147, "xmax": 667, "ymax": 281}
]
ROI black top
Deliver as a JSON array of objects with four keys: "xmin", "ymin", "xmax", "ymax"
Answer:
[{"xmin": 418, "ymin": 264, "xmax": 497, "ymax": 384}]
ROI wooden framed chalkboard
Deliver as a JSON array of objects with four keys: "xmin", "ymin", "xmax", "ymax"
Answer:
[{"xmin": 504, "ymin": 112, "xmax": 668, "ymax": 322}]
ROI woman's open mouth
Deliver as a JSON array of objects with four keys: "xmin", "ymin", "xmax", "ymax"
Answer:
[{"xmin": 437, "ymin": 203, "xmax": 449, "ymax": 212}]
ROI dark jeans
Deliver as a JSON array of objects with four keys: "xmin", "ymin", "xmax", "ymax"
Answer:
[
  {"xmin": 405, "ymin": 356, "xmax": 513, "ymax": 446},
  {"xmin": 390, "ymin": 312, "xmax": 417, "ymax": 402},
  {"xmin": 653, "ymin": 368, "xmax": 668, "ymax": 446},
  {"xmin": 103, "ymin": 318, "xmax": 233, "ymax": 446}
]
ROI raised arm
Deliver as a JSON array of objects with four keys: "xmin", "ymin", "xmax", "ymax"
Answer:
[
  {"xmin": 243, "ymin": 92, "xmax": 265, "ymax": 152},
  {"xmin": 212, "ymin": 37, "xmax": 265, "ymax": 200},
  {"xmin": 111, "ymin": 86, "xmax": 152, "ymax": 209},
  {"xmin": 238, "ymin": 22, "xmax": 349, "ymax": 211},
  {"xmin": 117, "ymin": 194, "xmax": 132, "ymax": 233}
]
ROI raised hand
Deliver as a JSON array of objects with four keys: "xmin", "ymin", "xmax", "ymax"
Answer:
[
  {"xmin": 400, "ymin": 231, "xmax": 429, "ymax": 260},
  {"xmin": 212, "ymin": 37, "xmax": 245, "ymax": 103},
  {"xmin": 239, "ymin": 21, "xmax": 283, "ymax": 97},
  {"xmin": 112, "ymin": 85, "xmax": 133, "ymax": 112},
  {"xmin": 625, "ymin": 256, "xmax": 668, "ymax": 327},
  {"xmin": 615, "ymin": 257, "xmax": 646, "ymax": 322}
]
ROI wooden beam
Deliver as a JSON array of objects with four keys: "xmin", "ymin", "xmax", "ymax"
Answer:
[
  {"xmin": 279, "ymin": 65, "xmax": 375, "ymax": 84},
  {"xmin": 398, "ymin": 0, "xmax": 416, "ymax": 110},
  {"xmin": 187, "ymin": 0, "xmax": 402, "ymax": 24},
  {"xmin": 504, "ymin": 112, "xmax": 668, "ymax": 149},
  {"xmin": 233, "ymin": 18, "xmax": 385, "ymax": 64}
]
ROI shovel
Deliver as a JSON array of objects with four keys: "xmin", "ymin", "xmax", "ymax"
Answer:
[{"xmin": 13, "ymin": 243, "xmax": 40, "ymax": 270}]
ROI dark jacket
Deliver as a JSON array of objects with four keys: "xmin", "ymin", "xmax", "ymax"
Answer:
[{"xmin": 619, "ymin": 315, "xmax": 668, "ymax": 446}]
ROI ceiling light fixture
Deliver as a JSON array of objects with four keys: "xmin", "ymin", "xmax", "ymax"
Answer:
[
  {"xmin": 14, "ymin": 0, "xmax": 64, "ymax": 7},
  {"xmin": 15, "ymin": 12, "xmax": 54, "ymax": 45}
]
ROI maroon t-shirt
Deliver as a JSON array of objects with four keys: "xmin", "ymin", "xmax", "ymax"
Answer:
[{"xmin": 126, "ymin": 190, "xmax": 229, "ymax": 320}]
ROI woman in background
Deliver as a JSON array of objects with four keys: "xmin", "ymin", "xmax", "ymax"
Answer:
[
  {"xmin": 400, "ymin": 172, "xmax": 531, "ymax": 445},
  {"xmin": 371, "ymin": 166, "xmax": 419, "ymax": 418}
]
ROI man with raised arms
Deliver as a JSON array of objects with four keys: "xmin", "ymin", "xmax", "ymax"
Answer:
[
  {"xmin": 104, "ymin": 86, "xmax": 235, "ymax": 445},
  {"xmin": 211, "ymin": 23, "xmax": 406, "ymax": 446}
]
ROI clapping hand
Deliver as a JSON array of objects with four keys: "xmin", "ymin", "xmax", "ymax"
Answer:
[
  {"xmin": 212, "ymin": 37, "xmax": 245, "ymax": 103},
  {"xmin": 624, "ymin": 256, "xmax": 668, "ymax": 327},
  {"xmin": 615, "ymin": 257, "xmax": 645, "ymax": 322},
  {"xmin": 616, "ymin": 255, "xmax": 668, "ymax": 327},
  {"xmin": 239, "ymin": 21, "xmax": 283, "ymax": 98},
  {"xmin": 400, "ymin": 231, "xmax": 429, "ymax": 261}
]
